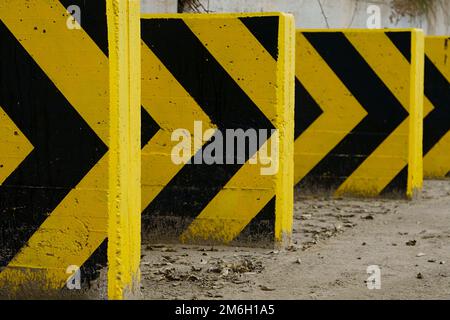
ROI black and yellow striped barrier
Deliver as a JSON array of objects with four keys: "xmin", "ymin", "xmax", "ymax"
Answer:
[
  {"xmin": 0, "ymin": 0, "xmax": 141, "ymax": 299},
  {"xmin": 140, "ymin": 13, "xmax": 295, "ymax": 245},
  {"xmin": 294, "ymin": 29, "xmax": 424, "ymax": 198},
  {"xmin": 423, "ymin": 36, "xmax": 450, "ymax": 179}
]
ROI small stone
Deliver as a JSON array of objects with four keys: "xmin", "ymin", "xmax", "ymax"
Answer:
[
  {"xmin": 259, "ymin": 285, "xmax": 276, "ymax": 291},
  {"xmin": 416, "ymin": 273, "xmax": 423, "ymax": 279},
  {"xmin": 208, "ymin": 266, "xmax": 223, "ymax": 273},
  {"xmin": 221, "ymin": 268, "xmax": 230, "ymax": 277},
  {"xmin": 187, "ymin": 275, "xmax": 200, "ymax": 282},
  {"xmin": 439, "ymin": 261, "xmax": 446, "ymax": 265},
  {"xmin": 295, "ymin": 258, "xmax": 302, "ymax": 264},
  {"xmin": 406, "ymin": 240, "xmax": 417, "ymax": 246},
  {"xmin": 344, "ymin": 223, "xmax": 355, "ymax": 228},
  {"xmin": 427, "ymin": 259, "xmax": 436, "ymax": 263},
  {"xmin": 416, "ymin": 252, "xmax": 426, "ymax": 257}
]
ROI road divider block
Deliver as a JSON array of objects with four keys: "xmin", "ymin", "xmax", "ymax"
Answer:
[
  {"xmin": 294, "ymin": 29, "xmax": 424, "ymax": 198},
  {"xmin": 0, "ymin": 0, "xmax": 141, "ymax": 299},
  {"xmin": 140, "ymin": 13, "xmax": 295, "ymax": 246}
]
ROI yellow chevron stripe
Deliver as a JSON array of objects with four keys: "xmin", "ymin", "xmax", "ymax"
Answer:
[
  {"xmin": 0, "ymin": 105, "xmax": 33, "ymax": 185},
  {"xmin": 423, "ymin": 36, "xmax": 450, "ymax": 178},
  {"xmin": 140, "ymin": 43, "xmax": 215, "ymax": 210},
  {"xmin": 0, "ymin": 0, "xmax": 109, "ymax": 287},
  {"xmin": 294, "ymin": 32, "xmax": 367, "ymax": 185}
]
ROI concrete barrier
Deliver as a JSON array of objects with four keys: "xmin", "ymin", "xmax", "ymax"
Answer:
[
  {"xmin": 0, "ymin": 0, "xmax": 141, "ymax": 299},
  {"xmin": 423, "ymin": 36, "xmax": 450, "ymax": 179},
  {"xmin": 140, "ymin": 13, "xmax": 295, "ymax": 246},
  {"xmin": 294, "ymin": 29, "xmax": 424, "ymax": 198}
]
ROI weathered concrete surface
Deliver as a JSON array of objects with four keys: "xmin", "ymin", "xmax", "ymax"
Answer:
[{"xmin": 138, "ymin": 180, "xmax": 450, "ymax": 299}]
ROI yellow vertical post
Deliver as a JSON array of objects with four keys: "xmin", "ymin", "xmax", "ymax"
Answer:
[
  {"xmin": 275, "ymin": 14, "xmax": 295, "ymax": 245},
  {"xmin": 408, "ymin": 30, "xmax": 424, "ymax": 197},
  {"xmin": 106, "ymin": 0, "xmax": 141, "ymax": 300}
]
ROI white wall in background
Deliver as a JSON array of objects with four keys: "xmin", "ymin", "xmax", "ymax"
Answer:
[
  {"xmin": 141, "ymin": 0, "xmax": 177, "ymax": 13},
  {"xmin": 140, "ymin": 0, "xmax": 450, "ymax": 35}
]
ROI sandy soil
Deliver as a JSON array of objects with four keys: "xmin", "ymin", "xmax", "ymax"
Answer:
[{"xmin": 139, "ymin": 180, "xmax": 450, "ymax": 300}]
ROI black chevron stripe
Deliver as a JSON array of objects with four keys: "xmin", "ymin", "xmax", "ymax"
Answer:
[
  {"xmin": 141, "ymin": 107, "xmax": 160, "ymax": 148},
  {"xmin": 381, "ymin": 166, "xmax": 408, "ymax": 195},
  {"xmin": 0, "ymin": 21, "xmax": 107, "ymax": 266},
  {"xmin": 299, "ymin": 32, "xmax": 409, "ymax": 190},
  {"xmin": 239, "ymin": 16, "xmax": 279, "ymax": 61},
  {"xmin": 233, "ymin": 197, "xmax": 275, "ymax": 244},
  {"xmin": 423, "ymin": 56, "xmax": 450, "ymax": 156},
  {"xmin": 385, "ymin": 32, "xmax": 412, "ymax": 63},
  {"xmin": 140, "ymin": 18, "xmax": 275, "ymax": 234},
  {"xmin": 59, "ymin": 0, "xmax": 109, "ymax": 56},
  {"xmin": 295, "ymin": 78, "xmax": 324, "ymax": 139}
]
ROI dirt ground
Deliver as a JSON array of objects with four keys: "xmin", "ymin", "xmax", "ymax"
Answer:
[{"xmin": 139, "ymin": 180, "xmax": 450, "ymax": 300}]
